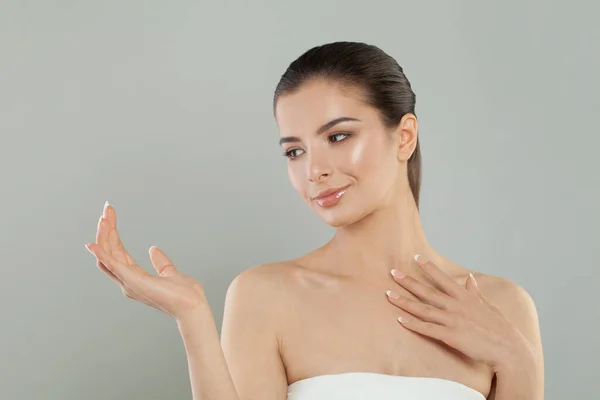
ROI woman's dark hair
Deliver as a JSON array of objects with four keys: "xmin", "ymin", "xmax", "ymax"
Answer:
[{"xmin": 272, "ymin": 41, "xmax": 422, "ymax": 208}]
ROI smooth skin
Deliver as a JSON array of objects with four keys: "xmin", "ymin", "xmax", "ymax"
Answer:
[
  {"xmin": 390, "ymin": 256, "xmax": 543, "ymax": 399},
  {"xmin": 85, "ymin": 78, "xmax": 544, "ymax": 400},
  {"xmin": 87, "ymin": 204, "xmax": 240, "ymax": 400}
]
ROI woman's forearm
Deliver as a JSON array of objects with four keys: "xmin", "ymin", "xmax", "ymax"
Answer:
[{"xmin": 176, "ymin": 303, "xmax": 239, "ymax": 400}]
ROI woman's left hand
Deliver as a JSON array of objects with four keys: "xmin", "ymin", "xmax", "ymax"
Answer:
[{"xmin": 386, "ymin": 255, "xmax": 535, "ymax": 372}]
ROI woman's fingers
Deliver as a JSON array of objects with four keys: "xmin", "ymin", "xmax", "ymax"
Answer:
[
  {"xmin": 148, "ymin": 246, "xmax": 177, "ymax": 276},
  {"xmin": 98, "ymin": 259, "xmax": 122, "ymax": 285},
  {"xmin": 414, "ymin": 255, "xmax": 468, "ymax": 300},
  {"xmin": 98, "ymin": 216, "xmax": 130, "ymax": 266},
  {"xmin": 386, "ymin": 291, "xmax": 452, "ymax": 326},
  {"xmin": 391, "ymin": 270, "xmax": 452, "ymax": 310},
  {"xmin": 95, "ymin": 214, "xmax": 114, "ymax": 275},
  {"xmin": 105, "ymin": 204, "xmax": 125, "ymax": 252},
  {"xmin": 96, "ymin": 214, "xmax": 110, "ymax": 254},
  {"xmin": 397, "ymin": 315, "xmax": 452, "ymax": 346},
  {"xmin": 102, "ymin": 203, "xmax": 135, "ymax": 266},
  {"xmin": 86, "ymin": 242, "xmax": 146, "ymax": 285}
]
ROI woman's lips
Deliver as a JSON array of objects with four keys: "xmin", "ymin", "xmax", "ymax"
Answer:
[{"xmin": 314, "ymin": 186, "xmax": 350, "ymax": 208}]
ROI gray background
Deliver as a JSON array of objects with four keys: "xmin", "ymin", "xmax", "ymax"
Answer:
[{"xmin": 1, "ymin": 1, "xmax": 598, "ymax": 399}]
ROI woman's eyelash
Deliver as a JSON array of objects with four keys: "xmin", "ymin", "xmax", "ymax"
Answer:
[
  {"xmin": 282, "ymin": 132, "xmax": 351, "ymax": 159},
  {"xmin": 329, "ymin": 132, "xmax": 350, "ymax": 142}
]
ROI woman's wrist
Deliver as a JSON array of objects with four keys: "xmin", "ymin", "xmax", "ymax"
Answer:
[
  {"xmin": 493, "ymin": 350, "xmax": 541, "ymax": 400},
  {"xmin": 494, "ymin": 344, "xmax": 538, "ymax": 381},
  {"xmin": 173, "ymin": 298, "xmax": 240, "ymax": 400},
  {"xmin": 175, "ymin": 300, "xmax": 213, "ymax": 332},
  {"xmin": 489, "ymin": 328, "xmax": 535, "ymax": 373}
]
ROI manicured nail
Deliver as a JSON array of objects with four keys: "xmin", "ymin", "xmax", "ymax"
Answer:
[
  {"xmin": 391, "ymin": 269, "xmax": 406, "ymax": 279},
  {"xmin": 386, "ymin": 290, "xmax": 400, "ymax": 299},
  {"xmin": 469, "ymin": 272, "xmax": 478, "ymax": 287},
  {"xmin": 103, "ymin": 201, "xmax": 109, "ymax": 217},
  {"xmin": 398, "ymin": 316, "xmax": 411, "ymax": 323}
]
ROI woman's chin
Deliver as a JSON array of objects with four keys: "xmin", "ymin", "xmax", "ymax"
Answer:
[{"xmin": 315, "ymin": 208, "xmax": 362, "ymax": 228}]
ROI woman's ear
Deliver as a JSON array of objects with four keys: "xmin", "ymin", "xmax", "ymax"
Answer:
[{"xmin": 395, "ymin": 113, "xmax": 418, "ymax": 161}]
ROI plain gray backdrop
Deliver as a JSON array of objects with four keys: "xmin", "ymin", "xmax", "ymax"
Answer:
[{"xmin": 1, "ymin": 1, "xmax": 598, "ymax": 399}]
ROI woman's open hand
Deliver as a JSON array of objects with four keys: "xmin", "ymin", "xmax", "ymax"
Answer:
[
  {"xmin": 85, "ymin": 202, "xmax": 207, "ymax": 321},
  {"xmin": 385, "ymin": 255, "xmax": 536, "ymax": 372}
]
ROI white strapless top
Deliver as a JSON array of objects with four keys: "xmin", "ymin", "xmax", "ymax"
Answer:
[{"xmin": 287, "ymin": 372, "xmax": 486, "ymax": 400}]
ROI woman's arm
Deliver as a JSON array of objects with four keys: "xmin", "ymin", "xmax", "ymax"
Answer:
[
  {"xmin": 177, "ymin": 304, "xmax": 240, "ymax": 400},
  {"xmin": 177, "ymin": 266, "xmax": 288, "ymax": 400},
  {"xmin": 491, "ymin": 352, "xmax": 543, "ymax": 400},
  {"xmin": 86, "ymin": 204, "xmax": 287, "ymax": 400},
  {"xmin": 219, "ymin": 266, "xmax": 290, "ymax": 400},
  {"xmin": 485, "ymin": 280, "xmax": 544, "ymax": 400},
  {"xmin": 88, "ymin": 241, "xmax": 244, "ymax": 400}
]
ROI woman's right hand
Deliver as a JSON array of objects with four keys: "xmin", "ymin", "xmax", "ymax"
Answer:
[{"xmin": 85, "ymin": 202, "xmax": 208, "ymax": 321}]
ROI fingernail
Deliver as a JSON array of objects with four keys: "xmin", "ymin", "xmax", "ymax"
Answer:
[
  {"xmin": 469, "ymin": 272, "xmax": 478, "ymax": 287},
  {"xmin": 85, "ymin": 243, "xmax": 93, "ymax": 253},
  {"xmin": 398, "ymin": 316, "xmax": 411, "ymax": 323},
  {"xmin": 391, "ymin": 269, "xmax": 406, "ymax": 279},
  {"xmin": 386, "ymin": 290, "xmax": 400, "ymax": 299},
  {"xmin": 103, "ymin": 201, "xmax": 109, "ymax": 217},
  {"xmin": 414, "ymin": 254, "xmax": 426, "ymax": 264}
]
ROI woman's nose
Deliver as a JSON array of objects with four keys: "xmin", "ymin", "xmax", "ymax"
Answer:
[{"xmin": 307, "ymin": 151, "xmax": 332, "ymax": 182}]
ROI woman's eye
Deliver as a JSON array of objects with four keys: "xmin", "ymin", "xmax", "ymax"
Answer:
[
  {"xmin": 283, "ymin": 148, "xmax": 304, "ymax": 159},
  {"xmin": 283, "ymin": 133, "xmax": 351, "ymax": 160},
  {"xmin": 329, "ymin": 132, "xmax": 351, "ymax": 142}
]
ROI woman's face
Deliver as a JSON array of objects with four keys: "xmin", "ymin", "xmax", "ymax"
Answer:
[{"xmin": 274, "ymin": 79, "xmax": 415, "ymax": 227}]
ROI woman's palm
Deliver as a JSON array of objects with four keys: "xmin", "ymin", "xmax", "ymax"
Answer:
[{"xmin": 86, "ymin": 203, "xmax": 206, "ymax": 320}]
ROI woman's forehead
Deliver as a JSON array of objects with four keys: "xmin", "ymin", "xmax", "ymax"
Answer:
[{"xmin": 275, "ymin": 82, "xmax": 372, "ymax": 135}]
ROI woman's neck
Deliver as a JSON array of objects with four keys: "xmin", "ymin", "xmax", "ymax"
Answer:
[{"xmin": 325, "ymin": 195, "xmax": 443, "ymax": 282}]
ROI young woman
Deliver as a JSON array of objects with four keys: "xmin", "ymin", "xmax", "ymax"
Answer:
[{"xmin": 85, "ymin": 41, "xmax": 544, "ymax": 400}]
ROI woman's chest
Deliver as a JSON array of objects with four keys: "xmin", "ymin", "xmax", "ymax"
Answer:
[{"xmin": 278, "ymin": 281, "xmax": 492, "ymax": 396}]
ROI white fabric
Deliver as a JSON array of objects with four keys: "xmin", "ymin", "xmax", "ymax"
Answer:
[{"xmin": 287, "ymin": 372, "xmax": 486, "ymax": 400}]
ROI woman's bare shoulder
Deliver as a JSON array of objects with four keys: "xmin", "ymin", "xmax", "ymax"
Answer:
[
  {"xmin": 229, "ymin": 259, "xmax": 306, "ymax": 300},
  {"xmin": 472, "ymin": 272, "xmax": 535, "ymax": 309},
  {"xmin": 237, "ymin": 247, "xmax": 323, "ymax": 283},
  {"xmin": 470, "ymin": 272, "xmax": 540, "ymax": 340}
]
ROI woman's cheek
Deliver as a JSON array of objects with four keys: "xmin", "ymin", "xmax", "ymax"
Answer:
[
  {"xmin": 349, "ymin": 139, "xmax": 366, "ymax": 165},
  {"xmin": 288, "ymin": 165, "xmax": 308, "ymax": 202},
  {"xmin": 348, "ymin": 137, "xmax": 380, "ymax": 174}
]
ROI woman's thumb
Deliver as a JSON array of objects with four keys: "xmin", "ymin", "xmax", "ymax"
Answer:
[{"xmin": 149, "ymin": 246, "xmax": 177, "ymax": 276}]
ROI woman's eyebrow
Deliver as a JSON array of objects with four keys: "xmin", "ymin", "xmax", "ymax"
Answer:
[{"xmin": 279, "ymin": 116, "xmax": 361, "ymax": 146}]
